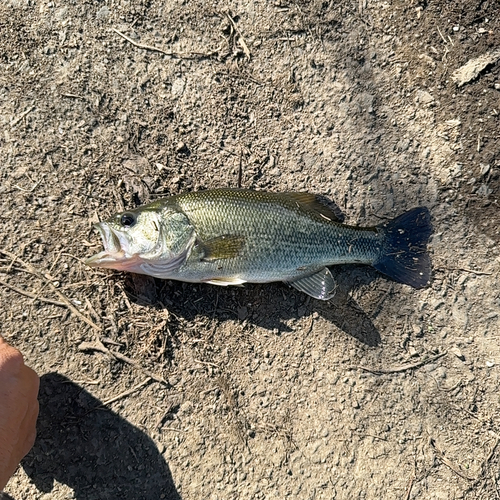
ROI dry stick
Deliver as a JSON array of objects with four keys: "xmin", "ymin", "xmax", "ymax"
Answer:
[
  {"xmin": 354, "ymin": 352, "xmax": 446, "ymax": 375},
  {"xmin": 438, "ymin": 455, "xmax": 475, "ymax": 481},
  {"xmin": 78, "ymin": 340, "xmax": 169, "ymax": 386},
  {"xmin": 0, "ymin": 278, "xmax": 66, "ymax": 307},
  {"xmin": 10, "ymin": 106, "xmax": 35, "ymax": 128},
  {"xmin": 237, "ymin": 150, "xmax": 243, "ymax": 189},
  {"xmin": 0, "ymin": 249, "xmax": 102, "ymax": 332},
  {"xmin": 225, "ymin": 12, "xmax": 251, "ymax": 59},
  {"xmin": 100, "ymin": 377, "xmax": 151, "ymax": 407},
  {"xmin": 437, "ymin": 266, "xmax": 493, "ymax": 276},
  {"xmin": 112, "ymin": 27, "xmax": 218, "ymax": 59},
  {"xmin": 430, "ymin": 439, "xmax": 476, "ymax": 481},
  {"xmin": 437, "ymin": 26, "xmax": 448, "ymax": 45},
  {"xmin": 404, "ymin": 476, "xmax": 415, "ymax": 500}
]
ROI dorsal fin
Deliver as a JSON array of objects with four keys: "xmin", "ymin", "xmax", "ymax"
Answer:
[{"xmin": 281, "ymin": 193, "xmax": 345, "ymax": 223}]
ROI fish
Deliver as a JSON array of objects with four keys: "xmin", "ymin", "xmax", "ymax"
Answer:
[{"xmin": 85, "ymin": 188, "xmax": 432, "ymax": 300}]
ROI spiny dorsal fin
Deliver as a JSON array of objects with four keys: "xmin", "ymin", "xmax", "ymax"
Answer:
[
  {"xmin": 281, "ymin": 193, "xmax": 345, "ymax": 223},
  {"xmin": 199, "ymin": 235, "xmax": 246, "ymax": 261}
]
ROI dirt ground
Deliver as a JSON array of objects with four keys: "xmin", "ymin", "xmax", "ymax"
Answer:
[{"xmin": 1, "ymin": 0, "xmax": 500, "ymax": 499}]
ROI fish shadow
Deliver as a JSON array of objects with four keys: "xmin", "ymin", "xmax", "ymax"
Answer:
[
  {"xmin": 22, "ymin": 373, "xmax": 182, "ymax": 500},
  {"xmin": 127, "ymin": 266, "xmax": 382, "ymax": 347}
]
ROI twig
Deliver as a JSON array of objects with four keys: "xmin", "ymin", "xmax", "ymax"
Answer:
[
  {"xmin": 237, "ymin": 149, "xmax": 243, "ymax": 188},
  {"xmin": 436, "ymin": 266, "xmax": 493, "ymax": 276},
  {"xmin": 61, "ymin": 93, "xmax": 85, "ymax": 99},
  {"xmin": 100, "ymin": 378, "xmax": 151, "ymax": 406},
  {"xmin": 225, "ymin": 12, "xmax": 251, "ymax": 59},
  {"xmin": 437, "ymin": 26, "xmax": 448, "ymax": 45},
  {"xmin": 13, "ymin": 173, "xmax": 46, "ymax": 193},
  {"xmin": 10, "ymin": 106, "xmax": 35, "ymax": 128},
  {"xmin": 430, "ymin": 438, "xmax": 475, "ymax": 481},
  {"xmin": 354, "ymin": 352, "xmax": 446, "ymax": 375},
  {"xmin": 0, "ymin": 249, "xmax": 102, "ymax": 332},
  {"xmin": 404, "ymin": 476, "xmax": 415, "ymax": 500},
  {"xmin": 438, "ymin": 455, "xmax": 475, "ymax": 481},
  {"xmin": 0, "ymin": 278, "xmax": 66, "ymax": 307},
  {"xmin": 112, "ymin": 27, "xmax": 218, "ymax": 59},
  {"xmin": 78, "ymin": 339, "xmax": 170, "ymax": 386}
]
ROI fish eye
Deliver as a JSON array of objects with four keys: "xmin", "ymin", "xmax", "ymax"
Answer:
[{"xmin": 120, "ymin": 213, "xmax": 136, "ymax": 228}]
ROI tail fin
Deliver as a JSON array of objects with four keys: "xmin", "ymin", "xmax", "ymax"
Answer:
[{"xmin": 373, "ymin": 207, "xmax": 432, "ymax": 289}]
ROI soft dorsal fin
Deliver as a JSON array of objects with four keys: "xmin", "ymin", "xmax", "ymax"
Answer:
[
  {"xmin": 281, "ymin": 193, "xmax": 345, "ymax": 223},
  {"xmin": 198, "ymin": 235, "xmax": 246, "ymax": 261}
]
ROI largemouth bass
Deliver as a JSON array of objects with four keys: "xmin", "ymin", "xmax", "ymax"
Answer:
[{"xmin": 86, "ymin": 189, "xmax": 432, "ymax": 300}]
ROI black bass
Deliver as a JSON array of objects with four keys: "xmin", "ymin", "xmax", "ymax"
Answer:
[{"xmin": 85, "ymin": 189, "xmax": 432, "ymax": 300}]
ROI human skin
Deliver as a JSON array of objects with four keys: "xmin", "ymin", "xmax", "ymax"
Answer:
[{"xmin": 0, "ymin": 337, "xmax": 39, "ymax": 491}]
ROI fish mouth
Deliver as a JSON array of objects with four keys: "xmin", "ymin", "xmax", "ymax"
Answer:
[{"xmin": 85, "ymin": 223, "xmax": 130, "ymax": 269}]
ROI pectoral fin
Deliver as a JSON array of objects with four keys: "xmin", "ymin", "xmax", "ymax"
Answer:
[
  {"xmin": 198, "ymin": 235, "xmax": 245, "ymax": 261},
  {"xmin": 288, "ymin": 267, "xmax": 336, "ymax": 300}
]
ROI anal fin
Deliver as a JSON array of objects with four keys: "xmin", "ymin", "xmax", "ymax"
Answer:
[{"xmin": 288, "ymin": 267, "xmax": 336, "ymax": 300}]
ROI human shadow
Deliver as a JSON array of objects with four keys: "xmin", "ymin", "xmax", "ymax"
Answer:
[
  {"xmin": 22, "ymin": 373, "xmax": 182, "ymax": 500},
  {"xmin": 125, "ymin": 265, "xmax": 382, "ymax": 347}
]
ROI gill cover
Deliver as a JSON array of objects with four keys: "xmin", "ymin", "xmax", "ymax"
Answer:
[{"xmin": 85, "ymin": 206, "xmax": 195, "ymax": 278}]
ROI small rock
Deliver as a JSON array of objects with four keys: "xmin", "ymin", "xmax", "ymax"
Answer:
[
  {"xmin": 450, "ymin": 347, "xmax": 465, "ymax": 361},
  {"xmin": 486, "ymin": 361, "xmax": 495, "ymax": 368},
  {"xmin": 408, "ymin": 346, "xmax": 419, "ymax": 357},
  {"xmin": 238, "ymin": 306, "xmax": 248, "ymax": 320},
  {"xmin": 171, "ymin": 78, "xmax": 185, "ymax": 97},
  {"xmin": 415, "ymin": 89, "xmax": 434, "ymax": 105},
  {"xmin": 479, "ymin": 163, "xmax": 490, "ymax": 176},
  {"xmin": 412, "ymin": 324, "xmax": 423, "ymax": 336},
  {"xmin": 97, "ymin": 6, "xmax": 110, "ymax": 18},
  {"xmin": 176, "ymin": 141, "xmax": 188, "ymax": 153},
  {"xmin": 476, "ymin": 183, "xmax": 492, "ymax": 197}
]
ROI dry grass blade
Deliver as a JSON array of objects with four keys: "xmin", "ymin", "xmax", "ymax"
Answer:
[
  {"xmin": 0, "ymin": 248, "xmax": 102, "ymax": 332},
  {"xmin": 0, "ymin": 277, "xmax": 66, "ymax": 307},
  {"xmin": 78, "ymin": 339, "xmax": 170, "ymax": 386},
  {"xmin": 225, "ymin": 12, "xmax": 251, "ymax": 59},
  {"xmin": 112, "ymin": 27, "xmax": 219, "ymax": 59},
  {"xmin": 99, "ymin": 378, "xmax": 152, "ymax": 407},
  {"xmin": 354, "ymin": 352, "xmax": 447, "ymax": 375},
  {"xmin": 430, "ymin": 438, "xmax": 476, "ymax": 481}
]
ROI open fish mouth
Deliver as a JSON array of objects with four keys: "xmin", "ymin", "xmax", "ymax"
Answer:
[{"xmin": 85, "ymin": 223, "xmax": 128, "ymax": 268}]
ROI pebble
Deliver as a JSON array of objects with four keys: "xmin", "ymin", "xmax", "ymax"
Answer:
[
  {"xmin": 238, "ymin": 306, "xmax": 248, "ymax": 320},
  {"xmin": 412, "ymin": 324, "xmax": 423, "ymax": 336},
  {"xmin": 97, "ymin": 6, "xmax": 110, "ymax": 18},
  {"xmin": 450, "ymin": 347, "xmax": 465, "ymax": 361},
  {"xmin": 415, "ymin": 89, "xmax": 434, "ymax": 105},
  {"xmin": 408, "ymin": 346, "xmax": 419, "ymax": 357}
]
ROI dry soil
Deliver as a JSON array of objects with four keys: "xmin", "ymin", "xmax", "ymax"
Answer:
[{"xmin": 1, "ymin": 0, "xmax": 500, "ymax": 499}]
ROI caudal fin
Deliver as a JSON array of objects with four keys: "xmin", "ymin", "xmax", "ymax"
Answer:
[{"xmin": 373, "ymin": 207, "xmax": 432, "ymax": 289}]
